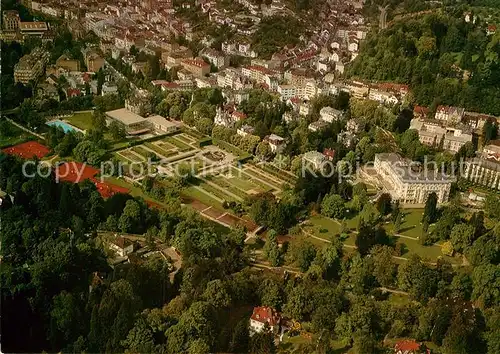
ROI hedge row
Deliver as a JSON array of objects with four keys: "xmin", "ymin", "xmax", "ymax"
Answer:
[
  {"xmin": 251, "ymin": 162, "xmax": 296, "ymax": 184},
  {"xmin": 213, "ymin": 139, "xmax": 251, "ymax": 159}
]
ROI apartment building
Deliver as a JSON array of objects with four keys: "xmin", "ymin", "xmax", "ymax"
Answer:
[
  {"xmin": 320, "ymin": 106, "xmax": 343, "ymax": 123},
  {"xmin": 2, "ymin": 10, "xmax": 20, "ymax": 30},
  {"xmin": 19, "ymin": 22, "xmax": 48, "ymax": 37},
  {"xmin": 180, "ymin": 58, "xmax": 210, "ymax": 77},
  {"xmin": 464, "ymin": 158, "xmax": 500, "ymax": 190},
  {"xmin": 410, "ymin": 119, "xmax": 473, "ymax": 153},
  {"xmin": 483, "ymin": 140, "xmax": 500, "ymax": 160},
  {"xmin": 83, "ymin": 48, "xmax": 105, "ymax": 73},
  {"xmin": 373, "ymin": 153, "xmax": 455, "ymax": 204},
  {"xmin": 56, "ymin": 54, "xmax": 80, "ymax": 72},
  {"xmin": 14, "ymin": 47, "xmax": 50, "ymax": 84},
  {"xmin": 345, "ymin": 81, "xmax": 369, "ymax": 99},
  {"xmin": 200, "ymin": 48, "xmax": 228, "ymax": 68},
  {"xmin": 277, "ymin": 84, "xmax": 297, "ymax": 100},
  {"xmin": 264, "ymin": 134, "xmax": 286, "ymax": 154}
]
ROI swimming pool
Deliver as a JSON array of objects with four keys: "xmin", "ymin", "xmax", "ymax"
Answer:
[{"xmin": 47, "ymin": 120, "xmax": 77, "ymax": 133}]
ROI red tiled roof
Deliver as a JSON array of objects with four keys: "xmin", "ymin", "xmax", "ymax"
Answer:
[
  {"xmin": 181, "ymin": 58, "xmax": 209, "ymax": 68},
  {"xmin": 232, "ymin": 111, "xmax": 247, "ymax": 120},
  {"xmin": 323, "ymin": 148, "xmax": 335, "ymax": 158},
  {"xmin": 394, "ymin": 340, "xmax": 420, "ymax": 352},
  {"xmin": 111, "ymin": 236, "xmax": 132, "ymax": 249},
  {"xmin": 414, "ymin": 105, "xmax": 429, "ymax": 116},
  {"xmin": 250, "ymin": 306, "xmax": 281, "ymax": 326}
]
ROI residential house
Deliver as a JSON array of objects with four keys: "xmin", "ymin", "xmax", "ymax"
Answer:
[
  {"xmin": 237, "ymin": 124, "xmax": 255, "ymax": 137},
  {"xmin": 337, "ymin": 131, "xmax": 357, "ymax": 147},
  {"xmin": 308, "ymin": 120, "xmax": 329, "ymax": 132},
  {"xmin": 132, "ymin": 61, "xmax": 147, "ymax": 74},
  {"xmin": 101, "ymin": 82, "xmax": 118, "ymax": 95},
  {"xmin": 249, "ymin": 306, "xmax": 281, "ymax": 335},
  {"xmin": 214, "ymin": 106, "xmax": 243, "ymax": 128},
  {"xmin": 36, "ymin": 82, "xmax": 59, "ymax": 101},
  {"xmin": 109, "ymin": 236, "xmax": 134, "ymax": 257},
  {"xmin": 413, "ymin": 106, "xmax": 430, "ymax": 120},
  {"xmin": 3, "ymin": 10, "xmax": 21, "ymax": 30},
  {"xmin": 410, "ymin": 119, "xmax": 472, "ymax": 153},
  {"xmin": 299, "ymin": 101, "xmax": 311, "ymax": 116},
  {"xmin": 320, "ymin": 106, "xmax": 343, "ymax": 123},
  {"xmin": 303, "ymin": 151, "xmax": 327, "ymax": 170},
  {"xmin": 435, "ymin": 105, "xmax": 465, "ymax": 124},
  {"xmin": 323, "ymin": 148, "xmax": 335, "ymax": 161},
  {"xmin": 125, "ymin": 90, "xmax": 152, "ymax": 116},
  {"xmin": 264, "ymin": 134, "xmax": 285, "ymax": 154},
  {"xmin": 394, "ymin": 340, "xmax": 426, "ymax": 354}
]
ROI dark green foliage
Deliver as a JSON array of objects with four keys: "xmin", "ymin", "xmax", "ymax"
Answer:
[{"xmin": 348, "ymin": 12, "xmax": 500, "ymax": 115}]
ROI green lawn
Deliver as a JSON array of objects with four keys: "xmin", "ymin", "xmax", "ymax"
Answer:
[
  {"xmin": 209, "ymin": 175, "xmax": 251, "ymax": 199},
  {"xmin": 166, "ymin": 136, "xmax": 193, "ymax": 151},
  {"xmin": 117, "ymin": 150, "xmax": 144, "ymax": 162},
  {"xmin": 224, "ymin": 174, "xmax": 262, "ymax": 192},
  {"xmin": 305, "ymin": 214, "xmax": 462, "ymax": 264},
  {"xmin": 344, "ymin": 209, "xmax": 428, "ymax": 239},
  {"xmin": 197, "ymin": 180, "xmax": 240, "ymax": 202},
  {"xmin": 0, "ymin": 123, "xmax": 31, "ymax": 148},
  {"xmin": 176, "ymin": 134, "xmax": 195, "ymax": 144},
  {"xmin": 183, "ymin": 186, "xmax": 224, "ymax": 209},
  {"xmin": 144, "ymin": 142, "xmax": 176, "ymax": 157},
  {"xmin": 240, "ymin": 168, "xmax": 283, "ymax": 190},
  {"xmin": 65, "ymin": 111, "xmax": 94, "ymax": 131},
  {"xmin": 108, "ymin": 136, "xmax": 132, "ymax": 150},
  {"xmin": 132, "ymin": 145, "xmax": 154, "ymax": 159}
]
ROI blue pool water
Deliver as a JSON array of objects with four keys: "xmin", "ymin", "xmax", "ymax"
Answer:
[{"xmin": 47, "ymin": 120, "xmax": 77, "ymax": 133}]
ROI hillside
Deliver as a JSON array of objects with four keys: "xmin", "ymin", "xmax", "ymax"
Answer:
[{"xmin": 347, "ymin": 10, "xmax": 500, "ymax": 115}]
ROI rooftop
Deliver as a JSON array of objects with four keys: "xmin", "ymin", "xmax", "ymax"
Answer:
[
  {"xmin": 376, "ymin": 153, "xmax": 456, "ymax": 183},
  {"xmin": 146, "ymin": 115, "xmax": 178, "ymax": 128},
  {"xmin": 110, "ymin": 236, "xmax": 133, "ymax": 250},
  {"xmin": 19, "ymin": 22, "xmax": 48, "ymax": 31},
  {"xmin": 250, "ymin": 306, "xmax": 281, "ymax": 326},
  {"xmin": 394, "ymin": 340, "xmax": 420, "ymax": 352},
  {"xmin": 106, "ymin": 108, "xmax": 145, "ymax": 126}
]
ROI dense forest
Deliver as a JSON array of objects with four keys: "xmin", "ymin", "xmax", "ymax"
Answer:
[{"xmin": 348, "ymin": 11, "xmax": 500, "ymax": 115}]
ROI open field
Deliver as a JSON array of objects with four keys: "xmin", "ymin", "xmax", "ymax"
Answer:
[
  {"xmin": 64, "ymin": 111, "xmax": 93, "ymax": 131},
  {"xmin": 304, "ymin": 214, "xmax": 461, "ymax": 265}
]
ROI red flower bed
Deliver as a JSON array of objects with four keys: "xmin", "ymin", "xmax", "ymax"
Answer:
[{"xmin": 2, "ymin": 141, "xmax": 50, "ymax": 159}]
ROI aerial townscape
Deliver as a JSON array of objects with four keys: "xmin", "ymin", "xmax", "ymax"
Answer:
[{"xmin": 1, "ymin": 0, "xmax": 500, "ymax": 353}]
